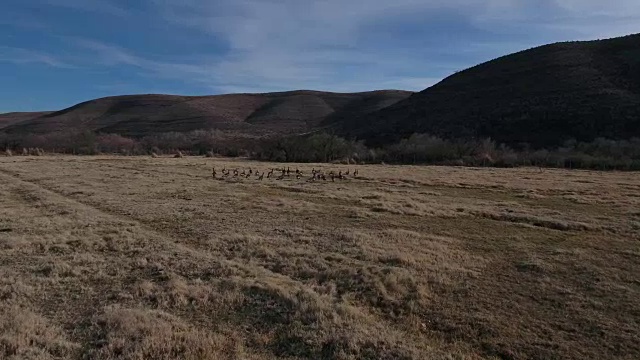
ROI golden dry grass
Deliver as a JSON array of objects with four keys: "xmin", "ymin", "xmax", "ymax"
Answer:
[{"xmin": 0, "ymin": 155, "xmax": 639, "ymax": 359}]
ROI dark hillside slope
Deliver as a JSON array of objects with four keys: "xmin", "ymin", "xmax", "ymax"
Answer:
[
  {"xmin": 2, "ymin": 90, "xmax": 412, "ymax": 137},
  {"xmin": 349, "ymin": 33, "xmax": 640, "ymax": 148},
  {"xmin": 0, "ymin": 112, "xmax": 52, "ymax": 129}
]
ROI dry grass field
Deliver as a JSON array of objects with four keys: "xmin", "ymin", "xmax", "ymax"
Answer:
[{"xmin": 0, "ymin": 155, "xmax": 639, "ymax": 359}]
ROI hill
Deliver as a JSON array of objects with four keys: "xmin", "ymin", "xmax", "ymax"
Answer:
[
  {"xmin": 0, "ymin": 112, "xmax": 52, "ymax": 129},
  {"xmin": 346, "ymin": 33, "xmax": 640, "ymax": 148},
  {"xmin": 1, "ymin": 90, "xmax": 411, "ymax": 137}
]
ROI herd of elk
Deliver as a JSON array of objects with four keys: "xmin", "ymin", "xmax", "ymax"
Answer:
[{"xmin": 212, "ymin": 166, "xmax": 360, "ymax": 182}]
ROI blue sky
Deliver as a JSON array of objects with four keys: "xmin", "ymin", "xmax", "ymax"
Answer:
[{"xmin": 1, "ymin": 0, "xmax": 639, "ymax": 112}]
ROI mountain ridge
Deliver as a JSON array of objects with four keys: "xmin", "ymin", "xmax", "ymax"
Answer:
[
  {"xmin": 346, "ymin": 33, "xmax": 640, "ymax": 147},
  {"xmin": 1, "ymin": 90, "xmax": 412, "ymax": 137},
  {"xmin": 3, "ymin": 33, "xmax": 640, "ymax": 148}
]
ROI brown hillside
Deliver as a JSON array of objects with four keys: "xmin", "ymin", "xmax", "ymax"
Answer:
[
  {"xmin": 2, "ymin": 90, "xmax": 412, "ymax": 137},
  {"xmin": 349, "ymin": 33, "xmax": 640, "ymax": 148},
  {"xmin": 0, "ymin": 112, "xmax": 52, "ymax": 129}
]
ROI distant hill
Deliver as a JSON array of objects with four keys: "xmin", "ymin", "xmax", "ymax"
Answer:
[
  {"xmin": 4, "ymin": 34, "xmax": 640, "ymax": 148},
  {"xmin": 1, "ymin": 90, "xmax": 411, "ymax": 137},
  {"xmin": 0, "ymin": 112, "xmax": 52, "ymax": 129},
  {"xmin": 346, "ymin": 33, "xmax": 640, "ymax": 148}
]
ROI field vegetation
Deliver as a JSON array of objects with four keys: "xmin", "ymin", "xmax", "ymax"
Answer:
[
  {"xmin": 3, "ymin": 130, "xmax": 640, "ymax": 170},
  {"xmin": 0, "ymin": 155, "xmax": 638, "ymax": 359}
]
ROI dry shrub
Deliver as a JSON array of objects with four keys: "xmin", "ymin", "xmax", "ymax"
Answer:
[
  {"xmin": 20, "ymin": 148, "xmax": 45, "ymax": 156},
  {"xmin": 86, "ymin": 306, "xmax": 242, "ymax": 359},
  {"xmin": 174, "ymin": 151, "xmax": 184, "ymax": 158},
  {"xmin": 151, "ymin": 152, "xmax": 159, "ymax": 158},
  {"xmin": 515, "ymin": 257, "xmax": 549, "ymax": 273},
  {"xmin": 471, "ymin": 210, "xmax": 595, "ymax": 231},
  {"xmin": 132, "ymin": 275, "xmax": 226, "ymax": 309},
  {"xmin": 0, "ymin": 306, "xmax": 80, "ymax": 358},
  {"xmin": 3, "ymin": 149, "xmax": 12, "ymax": 157},
  {"xmin": 0, "ymin": 277, "xmax": 34, "ymax": 303},
  {"xmin": 37, "ymin": 261, "xmax": 79, "ymax": 278},
  {"xmin": 205, "ymin": 150, "xmax": 215, "ymax": 158},
  {"xmin": 237, "ymin": 282, "xmax": 424, "ymax": 359}
]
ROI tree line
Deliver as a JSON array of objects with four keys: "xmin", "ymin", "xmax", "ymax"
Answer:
[{"xmin": 2, "ymin": 130, "xmax": 640, "ymax": 170}]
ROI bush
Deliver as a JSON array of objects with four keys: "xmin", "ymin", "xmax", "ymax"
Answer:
[
  {"xmin": 4, "ymin": 149, "xmax": 12, "ymax": 157},
  {"xmin": 1, "ymin": 127, "xmax": 638, "ymax": 170},
  {"xmin": 96, "ymin": 134, "xmax": 138, "ymax": 155}
]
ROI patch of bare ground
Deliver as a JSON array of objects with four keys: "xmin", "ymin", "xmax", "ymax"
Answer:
[{"xmin": 0, "ymin": 156, "xmax": 638, "ymax": 359}]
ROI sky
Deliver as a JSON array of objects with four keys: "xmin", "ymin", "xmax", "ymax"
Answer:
[{"xmin": 1, "ymin": 0, "xmax": 639, "ymax": 112}]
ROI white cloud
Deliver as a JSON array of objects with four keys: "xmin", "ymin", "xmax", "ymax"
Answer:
[
  {"xmin": 0, "ymin": 46, "xmax": 72, "ymax": 68},
  {"xmin": 553, "ymin": 0, "xmax": 640, "ymax": 17},
  {"xmin": 70, "ymin": 37, "xmax": 436, "ymax": 93},
  {"xmin": 147, "ymin": 0, "xmax": 494, "ymax": 92},
  {"xmin": 473, "ymin": 0, "xmax": 640, "ymax": 40},
  {"xmin": 543, "ymin": 0, "xmax": 640, "ymax": 40},
  {"xmin": 18, "ymin": 0, "xmax": 638, "ymax": 95}
]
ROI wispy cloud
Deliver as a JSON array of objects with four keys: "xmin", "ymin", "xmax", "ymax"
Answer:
[
  {"xmin": 0, "ymin": 12, "xmax": 48, "ymax": 30},
  {"xmin": 472, "ymin": 0, "xmax": 640, "ymax": 40},
  {"xmin": 69, "ymin": 36, "xmax": 436, "ymax": 93},
  {"xmin": 37, "ymin": 0, "xmax": 129, "ymax": 17},
  {"xmin": 0, "ymin": 46, "xmax": 72, "ymax": 68},
  {"xmin": 71, "ymin": 38, "xmax": 214, "ymax": 81},
  {"xmin": 149, "ymin": 0, "xmax": 640, "ymax": 93},
  {"xmin": 7, "ymin": 0, "xmax": 638, "ymax": 97},
  {"xmin": 147, "ymin": 0, "xmax": 486, "ymax": 92},
  {"xmin": 540, "ymin": 0, "xmax": 640, "ymax": 40}
]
